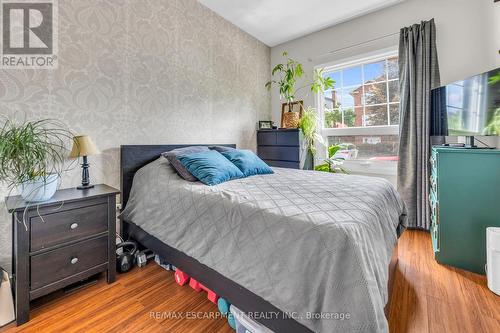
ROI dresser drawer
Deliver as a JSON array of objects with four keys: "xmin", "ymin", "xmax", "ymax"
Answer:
[
  {"xmin": 257, "ymin": 131, "xmax": 277, "ymax": 145},
  {"xmin": 258, "ymin": 146, "xmax": 299, "ymax": 162},
  {"xmin": 30, "ymin": 203, "xmax": 108, "ymax": 252},
  {"xmin": 30, "ymin": 235, "xmax": 108, "ymax": 290},
  {"xmin": 264, "ymin": 160, "xmax": 299, "ymax": 169},
  {"xmin": 276, "ymin": 131, "xmax": 299, "ymax": 146}
]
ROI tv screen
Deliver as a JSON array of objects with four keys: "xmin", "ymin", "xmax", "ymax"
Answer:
[{"xmin": 431, "ymin": 67, "xmax": 500, "ymax": 136}]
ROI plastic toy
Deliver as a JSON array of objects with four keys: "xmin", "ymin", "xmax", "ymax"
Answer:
[
  {"xmin": 174, "ymin": 269, "xmax": 190, "ymax": 286},
  {"xmin": 227, "ymin": 311, "xmax": 236, "ymax": 330},
  {"xmin": 189, "ymin": 278, "xmax": 218, "ymax": 304},
  {"xmin": 217, "ymin": 297, "xmax": 231, "ymax": 315}
]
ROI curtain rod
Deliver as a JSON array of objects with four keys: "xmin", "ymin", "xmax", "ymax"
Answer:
[{"xmin": 308, "ymin": 31, "xmax": 399, "ymax": 62}]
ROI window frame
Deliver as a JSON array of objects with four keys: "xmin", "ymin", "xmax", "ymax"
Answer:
[{"xmin": 315, "ymin": 49, "xmax": 400, "ymax": 175}]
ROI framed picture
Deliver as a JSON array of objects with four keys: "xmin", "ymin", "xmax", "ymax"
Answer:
[{"xmin": 258, "ymin": 121, "xmax": 273, "ymax": 130}]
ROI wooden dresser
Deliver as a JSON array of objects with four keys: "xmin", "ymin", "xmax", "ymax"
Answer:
[
  {"xmin": 6, "ymin": 184, "xmax": 119, "ymax": 325},
  {"xmin": 257, "ymin": 129, "xmax": 311, "ymax": 169},
  {"xmin": 429, "ymin": 147, "xmax": 500, "ymax": 274}
]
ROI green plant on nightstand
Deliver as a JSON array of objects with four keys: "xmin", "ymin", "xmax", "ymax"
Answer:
[
  {"xmin": 315, "ymin": 144, "xmax": 349, "ymax": 174},
  {"xmin": 0, "ymin": 117, "xmax": 73, "ymax": 203}
]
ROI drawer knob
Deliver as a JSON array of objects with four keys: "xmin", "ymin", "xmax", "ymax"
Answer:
[
  {"xmin": 70, "ymin": 257, "xmax": 79, "ymax": 265},
  {"xmin": 70, "ymin": 223, "xmax": 78, "ymax": 230}
]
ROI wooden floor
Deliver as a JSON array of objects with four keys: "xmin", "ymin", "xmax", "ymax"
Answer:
[
  {"xmin": 388, "ymin": 231, "xmax": 499, "ymax": 333},
  {"xmin": 1, "ymin": 230, "xmax": 499, "ymax": 333}
]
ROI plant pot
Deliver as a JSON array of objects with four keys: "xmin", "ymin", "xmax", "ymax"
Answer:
[
  {"xmin": 18, "ymin": 174, "xmax": 59, "ymax": 202},
  {"xmin": 282, "ymin": 112, "xmax": 300, "ymax": 128}
]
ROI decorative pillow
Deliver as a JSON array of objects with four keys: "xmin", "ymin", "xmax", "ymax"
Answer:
[
  {"xmin": 162, "ymin": 146, "xmax": 210, "ymax": 181},
  {"xmin": 178, "ymin": 150, "xmax": 244, "ymax": 186},
  {"xmin": 220, "ymin": 149, "xmax": 274, "ymax": 177},
  {"xmin": 209, "ymin": 146, "xmax": 236, "ymax": 153}
]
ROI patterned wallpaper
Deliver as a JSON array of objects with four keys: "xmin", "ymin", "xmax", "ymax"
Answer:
[{"xmin": 0, "ymin": 0, "xmax": 271, "ymax": 272}]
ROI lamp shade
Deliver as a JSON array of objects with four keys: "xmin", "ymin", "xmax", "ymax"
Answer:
[{"xmin": 69, "ymin": 135, "xmax": 100, "ymax": 158}]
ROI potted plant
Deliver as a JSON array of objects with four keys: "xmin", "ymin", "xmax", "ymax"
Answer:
[
  {"xmin": 266, "ymin": 52, "xmax": 335, "ymax": 170},
  {"xmin": 315, "ymin": 144, "xmax": 349, "ymax": 174},
  {"xmin": 0, "ymin": 117, "xmax": 73, "ymax": 202},
  {"xmin": 265, "ymin": 52, "xmax": 334, "ymax": 128}
]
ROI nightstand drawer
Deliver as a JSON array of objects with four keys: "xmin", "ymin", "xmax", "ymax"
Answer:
[
  {"xmin": 30, "ymin": 236, "xmax": 108, "ymax": 290},
  {"xmin": 30, "ymin": 202, "xmax": 108, "ymax": 251}
]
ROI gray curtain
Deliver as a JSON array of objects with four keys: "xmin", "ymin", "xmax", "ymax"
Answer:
[{"xmin": 397, "ymin": 19, "xmax": 440, "ymax": 230}]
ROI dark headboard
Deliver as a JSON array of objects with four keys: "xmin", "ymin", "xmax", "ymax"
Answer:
[{"xmin": 120, "ymin": 144, "xmax": 236, "ymax": 209}]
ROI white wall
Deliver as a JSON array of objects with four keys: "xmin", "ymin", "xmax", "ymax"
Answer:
[{"xmin": 271, "ymin": 0, "xmax": 500, "ymax": 148}]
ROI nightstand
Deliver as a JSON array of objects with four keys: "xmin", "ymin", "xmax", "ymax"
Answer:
[{"xmin": 5, "ymin": 184, "xmax": 120, "ymax": 325}]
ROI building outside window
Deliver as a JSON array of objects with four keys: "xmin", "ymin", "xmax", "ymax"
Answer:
[{"xmin": 317, "ymin": 50, "xmax": 400, "ymax": 176}]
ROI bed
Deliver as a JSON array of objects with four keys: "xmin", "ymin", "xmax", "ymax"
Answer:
[{"xmin": 120, "ymin": 144, "xmax": 406, "ymax": 333}]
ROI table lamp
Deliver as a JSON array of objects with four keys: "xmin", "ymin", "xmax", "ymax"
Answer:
[{"xmin": 69, "ymin": 135, "xmax": 100, "ymax": 190}]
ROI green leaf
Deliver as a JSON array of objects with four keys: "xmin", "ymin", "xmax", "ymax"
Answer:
[
  {"xmin": 328, "ymin": 145, "xmax": 341, "ymax": 158},
  {"xmin": 489, "ymin": 74, "xmax": 500, "ymax": 85},
  {"xmin": 324, "ymin": 77, "xmax": 335, "ymax": 90},
  {"xmin": 295, "ymin": 63, "xmax": 303, "ymax": 78},
  {"xmin": 314, "ymin": 164, "xmax": 330, "ymax": 172},
  {"xmin": 271, "ymin": 64, "xmax": 284, "ymax": 75}
]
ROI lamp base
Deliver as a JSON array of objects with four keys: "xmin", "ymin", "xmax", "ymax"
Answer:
[{"xmin": 77, "ymin": 184, "xmax": 94, "ymax": 190}]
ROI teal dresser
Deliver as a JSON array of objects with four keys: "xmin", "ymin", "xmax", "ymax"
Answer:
[{"xmin": 430, "ymin": 147, "xmax": 500, "ymax": 274}]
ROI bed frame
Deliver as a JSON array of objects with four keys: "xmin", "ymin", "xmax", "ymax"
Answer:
[{"xmin": 120, "ymin": 144, "xmax": 399, "ymax": 333}]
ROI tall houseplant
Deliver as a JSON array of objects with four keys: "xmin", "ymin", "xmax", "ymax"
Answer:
[
  {"xmin": 0, "ymin": 117, "xmax": 73, "ymax": 202},
  {"xmin": 265, "ymin": 52, "xmax": 303, "ymax": 109},
  {"xmin": 265, "ymin": 52, "xmax": 334, "ymax": 127},
  {"xmin": 266, "ymin": 52, "xmax": 335, "ymax": 169}
]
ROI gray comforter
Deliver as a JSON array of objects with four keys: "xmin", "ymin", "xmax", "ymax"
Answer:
[{"xmin": 122, "ymin": 157, "xmax": 407, "ymax": 332}]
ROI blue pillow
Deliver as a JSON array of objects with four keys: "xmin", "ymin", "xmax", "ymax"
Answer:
[
  {"xmin": 220, "ymin": 149, "xmax": 274, "ymax": 177},
  {"xmin": 209, "ymin": 146, "xmax": 236, "ymax": 153},
  {"xmin": 178, "ymin": 150, "xmax": 244, "ymax": 186}
]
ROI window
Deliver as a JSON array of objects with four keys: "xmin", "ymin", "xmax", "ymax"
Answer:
[{"xmin": 317, "ymin": 51, "xmax": 400, "ymax": 175}]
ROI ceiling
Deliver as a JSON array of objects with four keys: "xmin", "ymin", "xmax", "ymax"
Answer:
[{"xmin": 198, "ymin": 0, "xmax": 405, "ymax": 47}]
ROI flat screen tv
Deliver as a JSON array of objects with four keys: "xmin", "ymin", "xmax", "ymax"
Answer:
[{"xmin": 431, "ymin": 67, "xmax": 500, "ymax": 147}]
